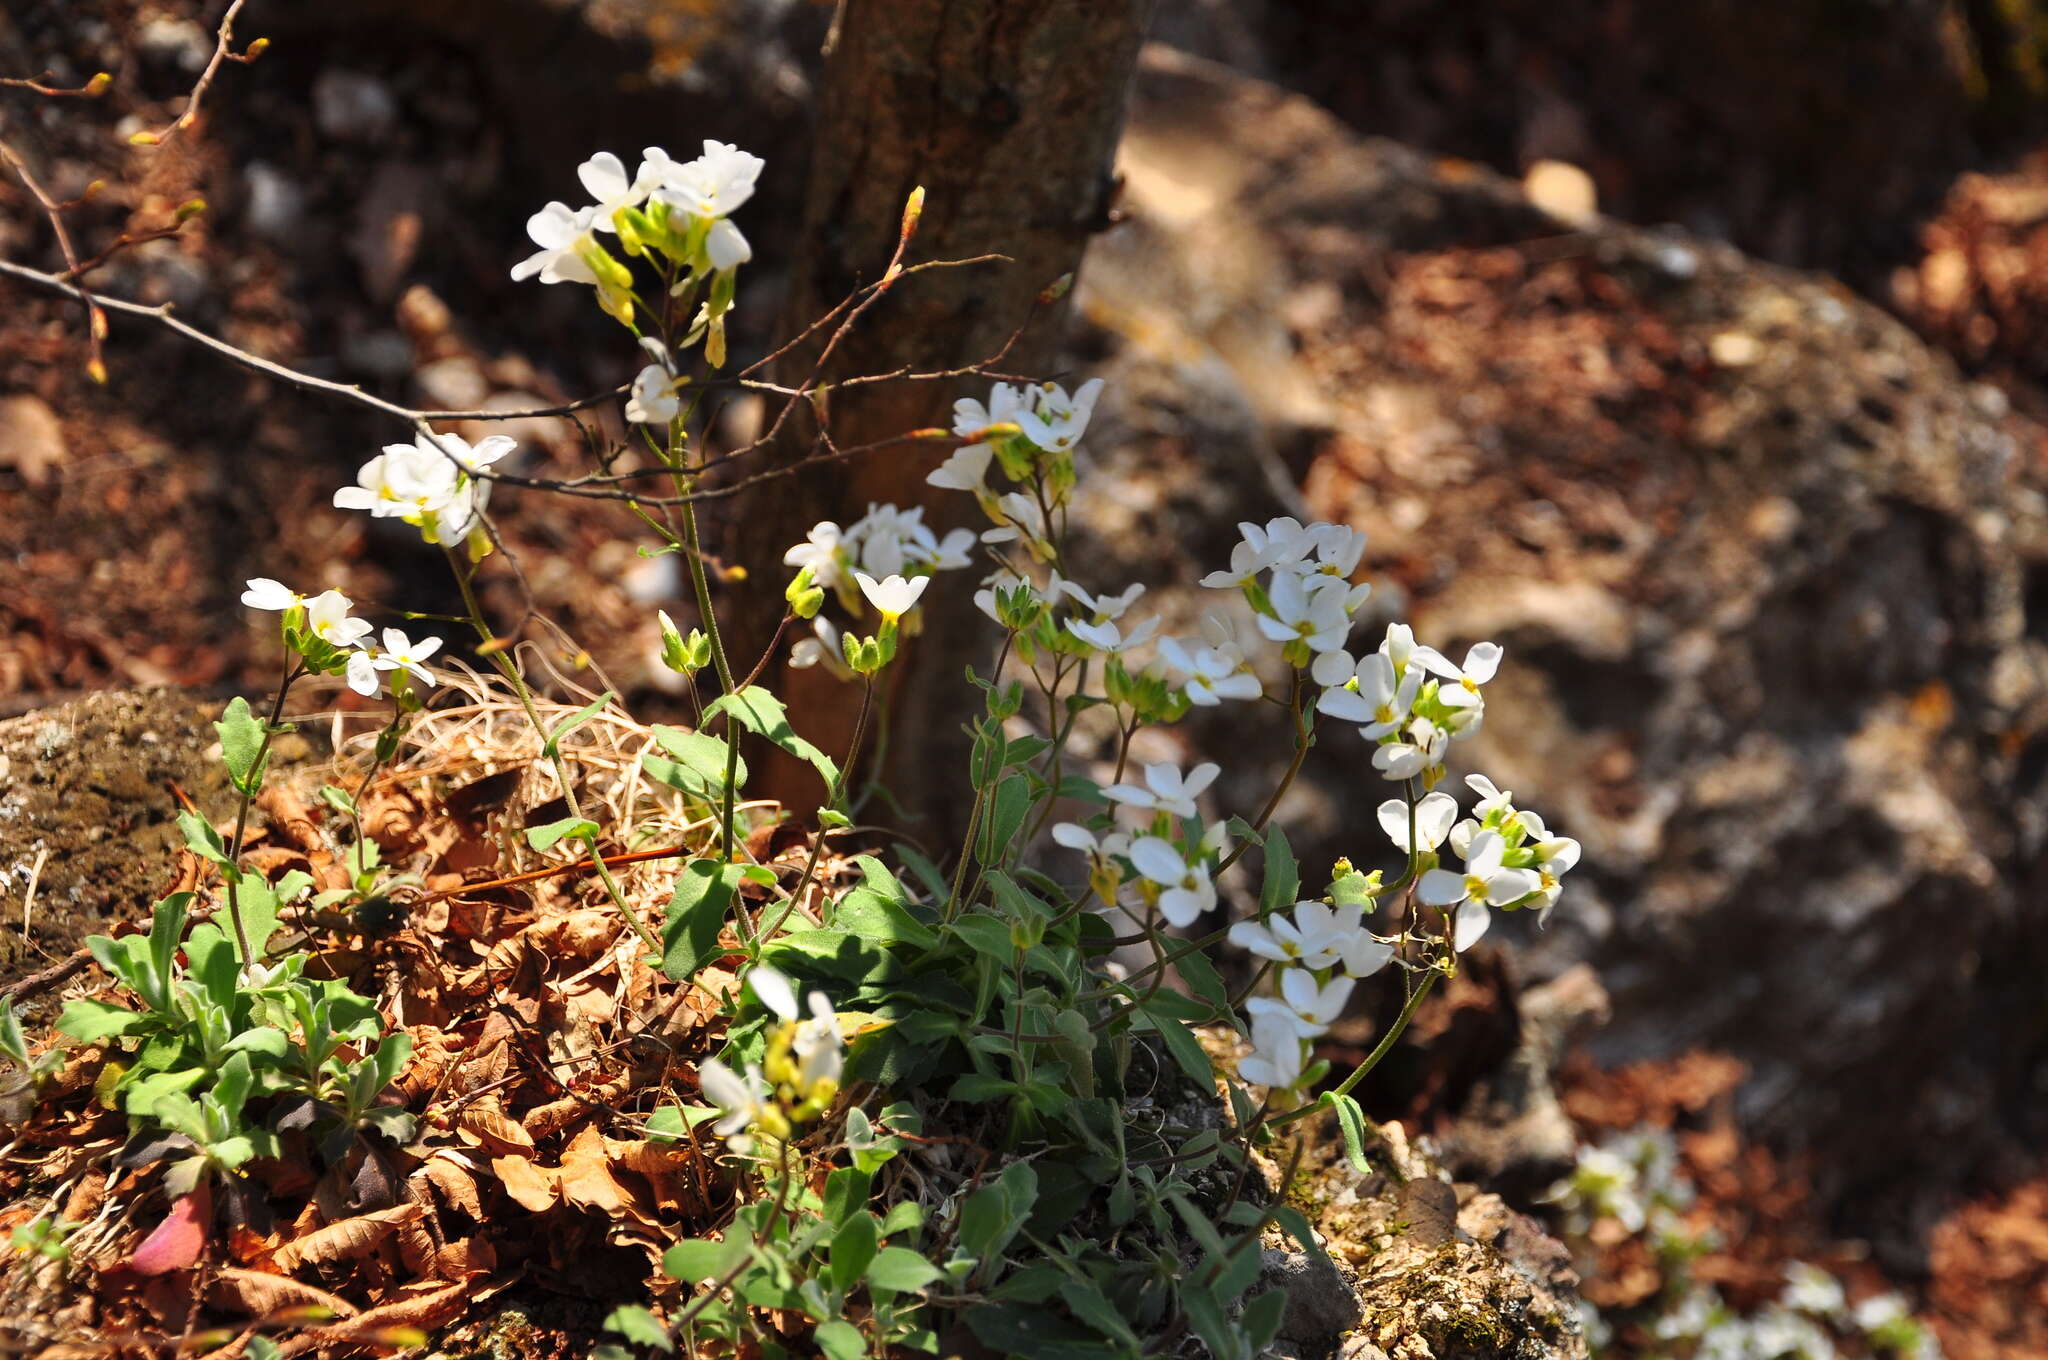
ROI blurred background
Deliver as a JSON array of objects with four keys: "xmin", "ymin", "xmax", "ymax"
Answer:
[{"xmin": 4, "ymin": 1, "xmax": 2048, "ymax": 1352}]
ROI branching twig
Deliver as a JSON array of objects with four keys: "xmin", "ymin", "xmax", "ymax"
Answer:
[
  {"xmin": 0, "ymin": 71, "xmax": 112, "ymax": 99},
  {"xmin": 0, "ymin": 142, "xmax": 107, "ymax": 382},
  {"xmin": 128, "ymin": 0, "xmax": 264, "ymax": 148}
]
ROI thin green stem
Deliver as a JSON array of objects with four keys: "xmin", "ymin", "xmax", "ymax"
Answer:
[
  {"xmin": 222, "ymin": 655, "xmax": 301, "ymax": 973},
  {"xmin": 1263, "ymin": 969, "xmax": 1442, "ymax": 1132},
  {"xmin": 447, "ymin": 551, "xmax": 661, "ymax": 958}
]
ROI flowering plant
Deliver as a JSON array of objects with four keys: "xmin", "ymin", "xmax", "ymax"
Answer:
[{"xmin": 16, "ymin": 136, "xmax": 1586, "ymax": 1360}]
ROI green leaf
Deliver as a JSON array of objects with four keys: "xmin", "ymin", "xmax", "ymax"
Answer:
[
  {"xmin": 222, "ymin": 1026, "xmax": 289, "ymax": 1060},
  {"xmin": 525, "ymin": 816, "xmax": 599, "ymax": 853},
  {"xmin": 603, "ymin": 1304, "xmax": 674, "ymax": 1353},
  {"xmin": 1135, "ymin": 1002, "xmax": 1213, "ymax": 1088},
  {"xmin": 703, "ymin": 686, "xmax": 840, "ymax": 794},
  {"xmin": 829, "ymin": 1212, "xmax": 879, "ymax": 1297},
  {"xmin": 1316, "ymin": 1089, "xmax": 1377, "ymax": 1174},
  {"xmin": 544, "ymin": 692, "xmax": 614, "ymax": 758},
  {"xmin": 966, "ymin": 1305, "xmax": 1111, "ymax": 1360},
  {"xmin": 1058, "ymin": 1277, "xmax": 1141, "ymax": 1349},
  {"xmin": 215, "ymin": 697, "xmax": 267, "ymax": 794},
  {"xmin": 865, "ymin": 1245, "xmax": 941, "ymax": 1295},
  {"xmin": 974, "ymin": 775, "xmax": 1031, "ymax": 867},
  {"xmin": 947, "ymin": 914, "xmax": 1015, "ymax": 968},
  {"xmin": 55, "ymin": 998, "xmax": 147, "ymax": 1042},
  {"xmin": 661, "ymin": 859, "xmax": 741, "ymax": 982},
  {"xmin": 811, "ymin": 1320, "xmax": 866, "ymax": 1360},
  {"xmin": 1239, "ymin": 1287, "xmax": 1287, "ymax": 1353},
  {"xmin": 830, "ymin": 858, "xmax": 935, "ymax": 949},
  {"xmin": 645, "ymin": 726, "xmax": 745, "ymax": 799},
  {"xmin": 823, "ymin": 1166, "xmax": 872, "ymax": 1226},
  {"xmin": 178, "ymin": 811, "xmax": 230, "ymax": 866},
  {"xmin": 1182, "ymin": 1280, "xmax": 1243, "ymax": 1360},
  {"xmin": 663, "ymin": 1236, "xmax": 741, "ymax": 1282},
  {"xmin": 1259, "ymin": 824, "xmax": 1298, "ymax": 919}
]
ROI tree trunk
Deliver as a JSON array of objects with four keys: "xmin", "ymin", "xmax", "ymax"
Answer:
[{"xmin": 720, "ymin": 0, "xmax": 1155, "ymax": 836}]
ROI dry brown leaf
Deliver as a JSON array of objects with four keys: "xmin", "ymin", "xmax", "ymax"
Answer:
[
  {"xmin": 432, "ymin": 1235, "xmax": 497, "ymax": 1280},
  {"xmin": 277, "ymin": 1279, "xmax": 475, "ymax": 1358},
  {"xmin": 207, "ymin": 1267, "xmax": 360, "ymax": 1319},
  {"xmin": 420, "ymin": 1155, "xmax": 483, "ymax": 1219},
  {"xmin": 490, "ymin": 1154, "xmax": 558, "ymax": 1212},
  {"xmin": 272, "ymin": 1204, "xmax": 420, "ymax": 1272},
  {"xmin": 457, "ymin": 1105, "xmax": 534, "ymax": 1154},
  {"xmin": 557, "ymin": 1123, "xmax": 629, "ymax": 1214}
]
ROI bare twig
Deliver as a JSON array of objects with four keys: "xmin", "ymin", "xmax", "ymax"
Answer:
[
  {"xmin": 0, "ymin": 142, "xmax": 107, "ymax": 382},
  {"xmin": 128, "ymin": 0, "xmax": 263, "ymax": 148},
  {"xmin": 0, "ymin": 71, "xmax": 112, "ymax": 99}
]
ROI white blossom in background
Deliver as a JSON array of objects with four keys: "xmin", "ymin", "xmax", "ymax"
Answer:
[
  {"xmin": 1237, "ymin": 1011, "xmax": 1306, "ymax": 1091},
  {"xmin": 1127, "ymin": 836, "xmax": 1217, "ymax": 928},
  {"xmin": 1158, "ymin": 629, "xmax": 1262, "ymax": 706},
  {"xmin": 789, "ymin": 616, "xmax": 853, "ymax": 680},
  {"xmin": 1417, "ymin": 829, "xmax": 1542, "ymax": 951},
  {"xmin": 926, "ymin": 442, "xmax": 994, "ymax": 495},
  {"xmin": 1016, "ymin": 378, "xmax": 1105, "ymax": 453},
  {"xmin": 1245, "ymin": 968, "xmax": 1353, "ymax": 1040},
  {"xmin": 782, "ymin": 521, "xmax": 847, "ymax": 592},
  {"xmin": 855, "ymin": 571, "xmax": 929, "ymax": 622},
  {"xmin": 698, "ymin": 1058, "xmax": 776, "ymax": 1154},
  {"xmin": 370, "ymin": 628, "xmax": 442, "ymax": 688},
  {"xmin": 1376, "ymin": 790, "xmax": 1458, "ymax": 855},
  {"xmin": 1104, "ymin": 761, "xmax": 1220, "ymax": 821},
  {"xmin": 303, "ymin": 589, "xmax": 373, "ymax": 649}
]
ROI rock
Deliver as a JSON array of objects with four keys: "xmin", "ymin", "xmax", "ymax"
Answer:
[
  {"xmin": 312, "ymin": 69, "xmax": 400, "ymax": 144},
  {"xmin": 0, "ymin": 692, "xmax": 235, "ymax": 1006},
  {"xmin": 1261, "ymin": 1246, "xmax": 1364, "ymax": 1345},
  {"xmin": 0, "ymin": 395, "xmax": 67, "ymax": 489},
  {"xmin": 242, "ymin": 161, "xmax": 307, "ymax": 242},
  {"xmin": 1078, "ymin": 46, "xmax": 2048, "ymax": 1247}
]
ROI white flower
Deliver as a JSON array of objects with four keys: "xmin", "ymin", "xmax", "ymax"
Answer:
[
  {"xmin": 751, "ymin": 964, "xmax": 842, "ymax": 1093},
  {"xmin": 1237, "ymin": 1012, "xmax": 1306, "ymax": 1090},
  {"xmin": 434, "ymin": 477, "xmax": 491, "ymax": 542},
  {"xmin": 927, "ymin": 442, "xmax": 994, "ymax": 494},
  {"xmin": 370, "ymin": 628, "xmax": 442, "ymax": 687},
  {"xmin": 1228, "ymin": 901, "xmax": 1349, "ymax": 970},
  {"xmin": 656, "ymin": 140, "xmax": 764, "ymax": 220},
  {"xmin": 303, "ymin": 590, "xmax": 372, "ymax": 649},
  {"xmin": 1319, "ymin": 651, "xmax": 1422, "ymax": 739},
  {"xmin": 981, "ymin": 490, "xmax": 1049, "ymax": 548},
  {"xmin": 1415, "ymin": 640, "xmax": 1504, "ymax": 718},
  {"xmin": 510, "ymin": 202, "xmax": 602, "ymax": 285},
  {"xmin": 1245, "ymin": 968, "xmax": 1354, "ymax": 1040},
  {"xmin": 855, "ymin": 571, "xmax": 929, "ymax": 620},
  {"xmin": 698, "ymin": 1057, "xmax": 774, "ymax": 1154},
  {"xmin": 1527, "ymin": 833, "xmax": 1582, "ymax": 924},
  {"xmin": 241, "ymin": 578, "xmax": 303, "ymax": 612},
  {"xmin": 782, "ymin": 521, "xmax": 845, "ymax": 591},
  {"xmin": 345, "ymin": 650, "xmax": 381, "ymax": 698},
  {"xmin": 1127, "ymin": 836, "xmax": 1216, "ymax": 927},
  {"xmin": 1103, "ymin": 761, "xmax": 1219, "ymax": 820},
  {"xmin": 1853, "ymin": 1294, "xmax": 1912, "ymax": 1333},
  {"xmin": 789, "ymin": 616, "xmax": 853, "ymax": 680},
  {"xmin": 705, "ymin": 218, "xmax": 752, "ymax": 270},
  {"xmin": 626, "ymin": 364, "xmax": 682, "ymax": 424},
  {"xmin": 1781, "ymin": 1263, "xmax": 1847, "ymax": 1319},
  {"xmin": 1371, "ymin": 716, "xmax": 1448, "ymax": 782},
  {"xmin": 1338, "ymin": 928, "xmax": 1395, "ymax": 979},
  {"xmin": 430, "ymin": 431, "xmax": 517, "ymax": 474},
  {"xmin": 1256, "ymin": 572, "xmax": 1354, "ymax": 654},
  {"xmin": 1016, "ymin": 378, "xmax": 1104, "ymax": 453},
  {"xmin": 1159, "ymin": 633, "xmax": 1263, "ymax": 706},
  {"xmin": 334, "ymin": 440, "xmax": 457, "ymax": 521},
  {"xmin": 1300, "ymin": 522, "xmax": 1366, "ymax": 579},
  {"xmin": 1417, "ymin": 830, "xmax": 1542, "ymax": 951},
  {"xmin": 577, "ymin": 150, "xmax": 654, "ymax": 228},
  {"xmin": 1058, "ymin": 580, "xmax": 1145, "ymax": 621},
  {"xmin": 1051, "ymin": 821, "xmax": 1131, "ymax": 862},
  {"xmin": 1065, "ymin": 615, "xmax": 1159, "ymax": 654},
  {"xmin": 953, "ymin": 383, "xmax": 1028, "ymax": 441},
  {"xmin": 1377, "ymin": 791, "xmax": 1459, "ymax": 853}
]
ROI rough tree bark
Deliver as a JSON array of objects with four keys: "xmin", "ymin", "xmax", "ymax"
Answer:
[{"xmin": 719, "ymin": 0, "xmax": 1157, "ymax": 834}]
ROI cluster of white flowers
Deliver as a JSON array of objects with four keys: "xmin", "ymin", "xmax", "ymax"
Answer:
[
  {"xmin": 1555, "ymin": 1131, "xmax": 1941, "ymax": 1360},
  {"xmin": 241, "ymin": 579, "xmax": 441, "ymax": 700},
  {"xmin": 783, "ymin": 503, "xmax": 975, "ymax": 597},
  {"xmin": 1231, "ymin": 898, "xmax": 1394, "ymax": 1091},
  {"xmin": 333, "ymin": 430, "xmax": 514, "ymax": 554},
  {"xmin": 1052, "ymin": 760, "xmax": 1229, "ymax": 933},
  {"xmin": 1313, "ymin": 619, "xmax": 1500, "ymax": 787},
  {"xmin": 699, "ymin": 964, "xmax": 844, "ymax": 1154},
  {"xmin": 1415, "ymin": 774, "xmax": 1581, "ymax": 947},
  {"xmin": 928, "ymin": 379, "xmax": 1105, "ymax": 556},
  {"xmin": 513, "ymin": 140, "xmax": 761, "ymax": 347}
]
